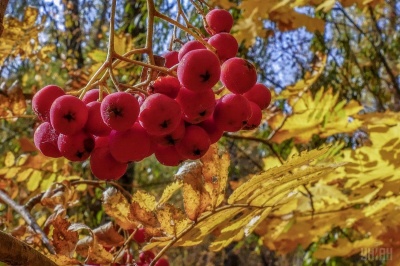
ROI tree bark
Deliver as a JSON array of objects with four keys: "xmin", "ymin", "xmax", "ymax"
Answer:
[
  {"xmin": 0, "ymin": 0, "xmax": 9, "ymax": 37},
  {"xmin": 0, "ymin": 231, "xmax": 57, "ymax": 266},
  {"xmin": 64, "ymin": 0, "xmax": 84, "ymax": 69}
]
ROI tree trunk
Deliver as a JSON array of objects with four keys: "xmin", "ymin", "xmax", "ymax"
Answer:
[
  {"xmin": 0, "ymin": 0, "xmax": 9, "ymax": 37},
  {"xmin": 0, "ymin": 231, "xmax": 57, "ymax": 266}
]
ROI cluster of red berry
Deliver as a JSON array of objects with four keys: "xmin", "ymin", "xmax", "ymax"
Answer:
[{"xmin": 32, "ymin": 9, "xmax": 271, "ymax": 180}]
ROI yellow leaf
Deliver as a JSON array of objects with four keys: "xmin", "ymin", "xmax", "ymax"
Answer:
[
  {"xmin": 40, "ymin": 173, "xmax": 57, "ymax": 191},
  {"xmin": 87, "ymin": 239, "xmax": 113, "ymax": 264},
  {"xmin": 178, "ymin": 162, "xmax": 211, "ymax": 221},
  {"xmin": 316, "ymin": 0, "xmax": 336, "ymax": 11},
  {"xmin": 88, "ymin": 49, "xmax": 107, "ymax": 62},
  {"xmin": 175, "ymin": 206, "xmax": 244, "ymax": 247},
  {"xmin": 249, "ymin": 165, "xmax": 336, "ymax": 207},
  {"xmin": 130, "ymin": 190, "xmax": 159, "ymax": 228},
  {"xmin": 233, "ymin": 9, "xmax": 266, "ymax": 47},
  {"xmin": 314, "ymin": 238, "xmax": 383, "ymax": 259},
  {"xmin": 0, "ymin": 7, "xmax": 42, "ymax": 64},
  {"xmin": 102, "ymin": 188, "xmax": 136, "ymax": 230},
  {"xmin": 296, "ymin": 183, "xmax": 348, "ymax": 212},
  {"xmin": 209, "ymin": 208, "xmax": 263, "ymax": 251},
  {"xmin": 47, "ymin": 254, "xmax": 80, "ymax": 265},
  {"xmin": 158, "ymin": 180, "xmax": 183, "ymax": 206},
  {"xmin": 200, "ymin": 144, "xmax": 230, "ymax": 208},
  {"xmin": 26, "ymin": 170, "xmax": 42, "ymax": 191},
  {"xmin": 210, "ymin": 0, "xmax": 236, "ymax": 8},
  {"xmin": 16, "ymin": 154, "xmax": 29, "ymax": 166},
  {"xmin": 269, "ymin": 88, "xmax": 362, "ymax": 143},
  {"xmin": 5, "ymin": 167, "xmax": 20, "ymax": 179},
  {"xmin": 37, "ymin": 45, "xmax": 56, "ymax": 63},
  {"xmin": 228, "ymin": 146, "xmax": 331, "ymax": 204},
  {"xmin": 114, "ymin": 33, "xmax": 133, "ymax": 55},
  {"xmin": 156, "ymin": 204, "xmax": 191, "ymax": 237},
  {"xmin": 23, "ymin": 6, "xmax": 39, "ymax": 26},
  {"xmin": 131, "ymin": 190, "xmax": 157, "ymax": 211},
  {"xmin": 362, "ymin": 196, "xmax": 400, "ymax": 217},
  {"xmin": 4, "ymin": 152, "xmax": 15, "ymax": 167},
  {"xmin": 16, "ymin": 168, "xmax": 33, "ymax": 182}
]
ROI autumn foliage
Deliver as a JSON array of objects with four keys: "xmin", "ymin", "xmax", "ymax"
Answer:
[{"xmin": 1, "ymin": 0, "xmax": 400, "ymax": 265}]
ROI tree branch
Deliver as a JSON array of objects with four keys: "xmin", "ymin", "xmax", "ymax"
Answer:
[
  {"xmin": 339, "ymin": 6, "xmax": 400, "ymax": 95},
  {"xmin": 0, "ymin": 190, "xmax": 56, "ymax": 254},
  {"xmin": 0, "ymin": 231, "xmax": 57, "ymax": 266},
  {"xmin": 0, "ymin": 0, "xmax": 9, "ymax": 37}
]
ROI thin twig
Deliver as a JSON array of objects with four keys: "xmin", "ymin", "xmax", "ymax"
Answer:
[
  {"xmin": 0, "ymin": 190, "xmax": 56, "ymax": 254},
  {"xmin": 302, "ymin": 185, "xmax": 315, "ymax": 219},
  {"xmin": 25, "ymin": 180, "xmax": 110, "ymax": 211}
]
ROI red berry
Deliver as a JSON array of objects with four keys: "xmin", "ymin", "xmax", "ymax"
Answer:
[
  {"xmin": 90, "ymin": 146, "xmax": 128, "ymax": 180},
  {"xmin": 220, "ymin": 57, "xmax": 257, "ymax": 94},
  {"xmin": 208, "ymin": 33, "xmax": 238, "ymax": 61},
  {"xmin": 177, "ymin": 49, "xmax": 221, "ymax": 92},
  {"xmin": 243, "ymin": 102, "xmax": 262, "ymax": 130},
  {"xmin": 82, "ymin": 89, "xmax": 108, "ymax": 104},
  {"xmin": 57, "ymin": 131, "xmax": 95, "ymax": 161},
  {"xmin": 133, "ymin": 228, "xmax": 146, "ymax": 244},
  {"xmin": 163, "ymin": 50, "xmax": 179, "ymax": 68},
  {"xmin": 32, "ymin": 85, "xmax": 65, "ymax": 122},
  {"xmin": 33, "ymin": 122, "xmax": 62, "ymax": 158},
  {"xmin": 205, "ymin": 9, "xmax": 234, "ymax": 35},
  {"xmin": 136, "ymin": 94, "xmax": 146, "ymax": 106},
  {"xmin": 176, "ymin": 125, "xmax": 211, "ymax": 160},
  {"xmin": 155, "ymin": 258, "xmax": 170, "ymax": 266},
  {"xmin": 136, "ymin": 263, "xmax": 149, "ymax": 266},
  {"xmin": 151, "ymin": 119, "xmax": 185, "ymax": 146},
  {"xmin": 100, "ymin": 92, "xmax": 139, "ymax": 131},
  {"xmin": 213, "ymin": 94, "xmax": 252, "ymax": 132},
  {"xmin": 144, "ymin": 139, "xmax": 157, "ymax": 158},
  {"xmin": 50, "ymin": 95, "xmax": 88, "ymax": 135},
  {"xmin": 139, "ymin": 251, "xmax": 155, "ymax": 263},
  {"xmin": 94, "ymin": 136, "xmax": 109, "ymax": 149},
  {"xmin": 148, "ymin": 76, "xmax": 181, "ymax": 99},
  {"xmin": 199, "ymin": 117, "xmax": 224, "ymax": 144},
  {"xmin": 123, "ymin": 251, "xmax": 133, "ymax": 264},
  {"xmin": 176, "ymin": 87, "xmax": 216, "ymax": 124},
  {"xmin": 155, "ymin": 145, "xmax": 184, "ymax": 166},
  {"xmin": 139, "ymin": 93, "xmax": 182, "ymax": 136},
  {"xmin": 243, "ymin": 83, "xmax": 272, "ymax": 110},
  {"xmin": 178, "ymin": 40, "xmax": 206, "ymax": 61},
  {"xmin": 85, "ymin": 101, "xmax": 112, "ymax": 137},
  {"xmin": 109, "ymin": 123, "xmax": 152, "ymax": 163}
]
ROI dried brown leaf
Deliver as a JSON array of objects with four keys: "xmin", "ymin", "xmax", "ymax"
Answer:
[
  {"xmin": 130, "ymin": 190, "xmax": 159, "ymax": 227},
  {"xmin": 51, "ymin": 216, "xmax": 78, "ymax": 256},
  {"xmin": 93, "ymin": 222, "xmax": 124, "ymax": 248}
]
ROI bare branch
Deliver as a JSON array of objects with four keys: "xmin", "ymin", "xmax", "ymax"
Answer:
[{"xmin": 0, "ymin": 190, "xmax": 56, "ymax": 254}]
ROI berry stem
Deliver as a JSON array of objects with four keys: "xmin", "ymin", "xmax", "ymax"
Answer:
[
  {"xmin": 177, "ymin": 0, "xmax": 205, "ymax": 37},
  {"xmin": 154, "ymin": 10, "xmax": 216, "ymax": 53},
  {"xmin": 113, "ymin": 53, "xmax": 176, "ymax": 76},
  {"xmin": 112, "ymin": 229, "xmax": 137, "ymax": 264}
]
